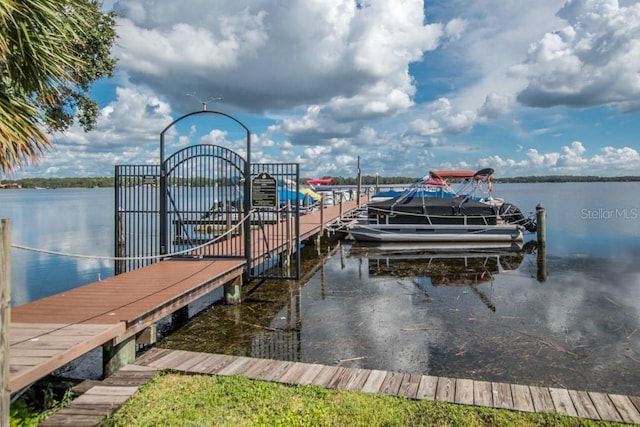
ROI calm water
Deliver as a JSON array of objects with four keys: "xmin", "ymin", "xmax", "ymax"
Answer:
[
  {"xmin": 1, "ymin": 188, "xmax": 115, "ymax": 306},
  {"xmin": 2, "ymin": 183, "xmax": 640, "ymax": 394}
]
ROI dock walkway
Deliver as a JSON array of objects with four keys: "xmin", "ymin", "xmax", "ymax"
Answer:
[
  {"xmin": 9, "ymin": 200, "xmax": 363, "ymax": 393},
  {"xmin": 40, "ymin": 348, "xmax": 640, "ymax": 426}
]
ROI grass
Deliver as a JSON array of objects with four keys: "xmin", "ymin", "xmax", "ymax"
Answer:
[
  {"xmin": 102, "ymin": 372, "xmax": 628, "ymax": 427},
  {"xmin": 10, "ymin": 383, "xmax": 75, "ymax": 427}
]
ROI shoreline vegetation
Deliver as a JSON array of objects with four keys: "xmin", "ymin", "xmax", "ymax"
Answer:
[{"xmin": 1, "ymin": 175, "xmax": 639, "ymax": 190}]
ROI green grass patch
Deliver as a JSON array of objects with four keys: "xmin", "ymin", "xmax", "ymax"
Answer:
[{"xmin": 103, "ymin": 372, "xmax": 626, "ymax": 427}]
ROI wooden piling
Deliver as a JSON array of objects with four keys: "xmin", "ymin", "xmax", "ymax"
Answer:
[
  {"xmin": 536, "ymin": 242, "xmax": 547, "ymax": 282},
  {"xmin": 102, "ymin": 335, "xmax": 136, "ymax": 378},
  {"xmin": 319, "ymin": 197, "xmax": 325, "ymax": 237},
  {"xmin": 536, "ymin": 204, "xmax": 546, "ymax": 244},
  {"xmin": 536, "ymin": 204, "xmax": 547, "ymax": 282},
  {"xmin": 224, "ymin": 276, "xmax": 242, "ymax": 305},
  {"xmin": 226, "ymin": 201, "xmax": 232, "ymax": 241},
  {"xmin": 286, "ymin": 201, "xmax": 292, "ymax": 256},
  {"xmin": 116, "ymin": 211, "xmax": 126, "ymax": 275},
  {"xmin": 1, "ymin": 219, "xmax": 10, "ymax": 427}
]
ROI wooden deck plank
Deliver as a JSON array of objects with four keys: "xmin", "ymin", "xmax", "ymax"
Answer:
[
  {"xmin": 343, "ymin": 368, "xmax": 372, "ymax": 392},
  {"xmin": 294, "ymin": 363, "xmax": 327, "ymax": 385},
  {"xmin": 473, "ymin": 380, "xmax": 493, "ymax": 407},
  {"xmin": 628, "ymin": 395, "xmax": 640, "ymax": 413},
  {"xmin": 198, "ymin": 354, "xmax": 239, "ymax": 375},
  {"xmin": 9, "ymin": 322, "xmax": 126, "ymax": 393},
  {"xmin": 326, "ymin": 367, "xmax": 355, "ymax": 390},
  {"xmin": 237, "ymin": 358, "xmax": 276, "ymax": 380},
  {"xmin": 142, "ymin": 348, "xmax": 193, "ymax": 369},
  {"xmin": 312, "ymin": 366, "xmax": 341, "ymax": 387},
  {"xmin": 568, "ymin": 390, "xmax": 600, "ymax": 420},
  {"xmin": 492, "ymin": 382, "xmax": 514, "ymax": 410},
  {"xmin": 589, "ymin": 392, "xmax": 622, "ymax": 422},
  {"xmin": 361, "ymin": 369, "xmax": 387, "ymax": 394},
  {"xmin": 529, "ymin": 386, "xmax": 555, "ymax": 413},
  {"xmin": 435, "ymin": 377, "xmax": 455, "ymax": 403},
  {"xmin": 242, "ymin": 359, "xmax": 282, "ymax": 381},
  {"xmin": 379, "ymin": 372, "xmax": 405, "ymax": 396},
  {"xmin": 510, "ymin": 384, "xmax": 534, "ymax": 413},
  {"xmin": 416, "ymin": 375, "xmax": 438, "ymax": 400},
  {"xmin": 455, "ymin": 378, "xmax": 474, "ymax": 405},
  {"xmin": 398, "ymin": 373, "xmax": 422, "ymax": 399},
  {"xmin": 549, "ymin": 387, "xmax": 578, "ymax": 417},
  {"xmin": 170, "ymin": 351, "xmax": 217, "ymax": 372},
  {"xmin": 261, "ymin": 360, "xmax": 296, "ymax": 382},
  {"xmin": 608, "ymin": 394, "xmax": 639, "ymax": 424},
  {"xmin": 279, "ymin": 362, "xmax": 315, "ymax": 385},
  {"xmin": 215, "ymin": 356, "xmax": 254, "ymax": 376}
]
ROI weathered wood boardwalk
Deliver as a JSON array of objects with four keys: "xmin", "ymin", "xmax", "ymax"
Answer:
[
  {"xmin": 8, "ymin": 199, "xmax": 363, "ymax": 394},
  {"xmin": 41, "ymin": 348, "xmax": 640, "ymax": 426}
]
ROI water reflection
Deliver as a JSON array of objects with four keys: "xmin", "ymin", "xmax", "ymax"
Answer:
[{"xmin": 162, "ymin": 239, "xmax": 640, "ymax": 396}]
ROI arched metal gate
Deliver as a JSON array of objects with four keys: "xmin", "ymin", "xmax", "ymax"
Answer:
[
  {"xmin": 114, "ymin": 110, "xmax": 301, "ymax": 280},
  {"xmin": 159, "ymin": 144, "xmax": 249, "ymax": 259}
]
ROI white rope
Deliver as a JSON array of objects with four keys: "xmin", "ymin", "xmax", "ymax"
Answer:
[{"xmin": 11, "ymin": 209, "xmax": 257, "ymax": 261}]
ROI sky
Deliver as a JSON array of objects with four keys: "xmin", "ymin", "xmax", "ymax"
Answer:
[{"xmin": 9, "ymin": 0, "xmax": 640, "ymax": 179}]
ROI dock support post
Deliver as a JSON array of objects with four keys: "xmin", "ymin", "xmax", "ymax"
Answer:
[
  {"xmin": 116, "ymin": 210, "xmax": 126, "ymax": 275},
  {"xmin": 226, "ymin": 201, "xmax": 232, "ymax": 241},
  {"xmin": 536, "ymin": 204, "xmax": 546, "ymax": 244},
  {"xmin": 537, "ymin": 243, "xmax": 547, "ymax": 282},
  {"xmin": 319, "ymin": 197, "xmax": 325, "ymax": 238},
  {"xmin": 136, "ymin": 325, "xmax": 157, "ymax": 345},
  {"xmin": 102, "ymin": 335, "xmax": 136, "ymax": 378},
  {"xmin": 1, "ymin": 219, "xmax": 11, "ymax": 427},
  {"xmin": 224, "ymin": 275, "xmax": 242, "ymax": 305},
  {"xmin": 536, "ymin": 204, "xmax": 547, "ymax": 282}
]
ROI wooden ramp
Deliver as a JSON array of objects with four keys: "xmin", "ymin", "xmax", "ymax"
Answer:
[
  {"xmin": 40, "ymin": 348, "xmax": 640, "ymax": 425},
  {"xmin": 136, "ymin": 349, "xmax": 640, "ymax": 424}
]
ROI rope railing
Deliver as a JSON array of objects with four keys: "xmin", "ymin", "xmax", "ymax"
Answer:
[
  {"xmin": 366, "ymin": 205, "xmax": 537, "ymax": 222},
  {"xmin": 11, "ymin": 209, "xmax": 257, "ymax": 261}
]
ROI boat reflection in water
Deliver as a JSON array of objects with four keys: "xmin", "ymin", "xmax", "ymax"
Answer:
[{"xmin": 350, "ymin": 241, "xmax": 536, "ymax": 312}]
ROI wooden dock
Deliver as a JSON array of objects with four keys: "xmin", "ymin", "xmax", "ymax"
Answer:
[
  {"xmin": 8, "ymin": 199, "xmax": 363, "ymax": 394},
  {"xmin": 40, "ymin": 348, "xmax": 640, "ymax": 426}
]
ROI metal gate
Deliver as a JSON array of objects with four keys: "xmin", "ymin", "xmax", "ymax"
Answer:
[
  {"xmin": 114, "ymin": 109, "xmax": 301, "ymax": 280},
  {"xmin": 160, "ymin": 144, "xmax": 249, "ymax": 259},
  {"xmin": 114, "ymin": 164, "xmax": 161, "ymax": 274}
]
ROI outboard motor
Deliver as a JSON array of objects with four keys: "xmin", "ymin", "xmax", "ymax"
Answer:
[{"xmin": 499, "ymin": 202, "xmax": 537, "ymax": 233}]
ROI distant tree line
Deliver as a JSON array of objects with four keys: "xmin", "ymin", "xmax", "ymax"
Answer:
[
  {"xmin": 2, "ymin": 174, "xmax": 640, "ymax": 189},
  {"xmin": 1, "ymin": 177, "xmax": 113, "ymax": 189},
  {"xmin": 493, "ymin": 175, "xmax": 640, "ymax": 183},
  {"xmin": 303, "ymin": 175, "xmax": 640, "ymax": 185}
]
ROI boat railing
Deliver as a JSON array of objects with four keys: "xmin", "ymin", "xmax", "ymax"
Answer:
[{"xmin": 369, "ymin": 206, "xmax": 500, "ymax": 227}]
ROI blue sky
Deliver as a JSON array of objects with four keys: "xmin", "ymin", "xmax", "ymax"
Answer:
[{"xmin": 8, "ymin": 0, "xmax": 640, "ymax": 179}]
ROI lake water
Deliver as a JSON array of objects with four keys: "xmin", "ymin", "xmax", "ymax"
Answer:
[{"xmin": 2, "ymin": 183, "xmax": 639, "ymax": 394}]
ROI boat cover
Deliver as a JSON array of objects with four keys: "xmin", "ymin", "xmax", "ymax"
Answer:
[{"xmin": 367, "ymin": 195, "xmax": 497, "ymax": 225}]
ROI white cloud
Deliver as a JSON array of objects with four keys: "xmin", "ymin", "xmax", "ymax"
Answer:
[
  {"xmin": 114, "ymin": 0, "xmax": 443, "ymax": 116},
  {"xmin": 514, "ymin": 0, "xmax": 640, "ymax": 110},
  {"xmin": 478, "ymin": 141, "xmax": 640, "ymax": 176},
  {"xmin": 11, "ymin": 0, "xmax": 640, "ymax": 180},
  {"xmin": 13, "ymin": 87, "xmax": 173, "ymax": 178},
  {"xmin": 444, "ymin": 18, "xmax": 466, "ymax": 40}
]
